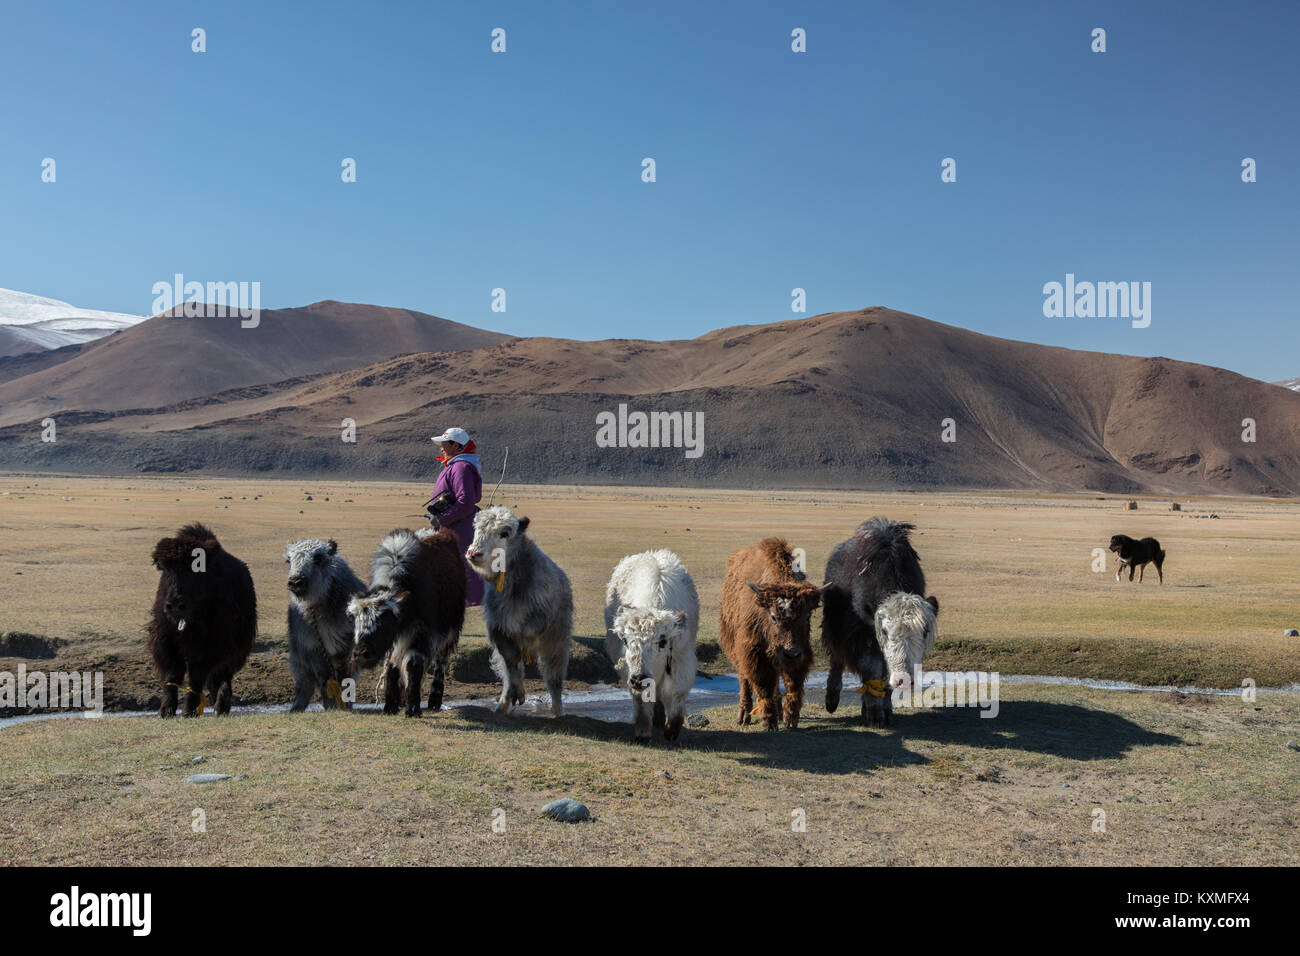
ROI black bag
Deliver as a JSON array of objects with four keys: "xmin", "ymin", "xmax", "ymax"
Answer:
[{"xmin": 426, "ymin": 491, "xmax": 456, "ymax": 517}]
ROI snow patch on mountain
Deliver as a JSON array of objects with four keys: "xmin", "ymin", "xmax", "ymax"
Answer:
[{"xmin": 0, "ymin": 288, "xmax": 145, "ymax": 351}]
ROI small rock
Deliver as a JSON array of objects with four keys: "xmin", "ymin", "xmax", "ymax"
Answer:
[
  {"xmin": 190, "ymin": 756, "xmax": 204, "ymax": 765},
  {"xmin": 685, "ymin": 713, "xmax": 709, "ymax": 728},
  {"xmin": 1062, "ymin": 783, "xmax": 1070, "ymax": 788},
  {"xmin": 1285, "ymin": 629, "xmax": 1299, "ymax": 637},
  {"xmin": 540, "ymin": 798, "xmax": 590, "ymax": 823},
  {"xmin": 186, "ymin": 773, "xmax": 234, "ymax": 784},
  {"xmin": 305, "ymin": 495, "xmax": 313, "ymax": 501},
  {"xmin": 655, "ymin": 770, "xmax": 672, "ymax": 780},
  {"xmin": 1286, "ymin": 741, "xmax": 1300, "ymax": 753}
]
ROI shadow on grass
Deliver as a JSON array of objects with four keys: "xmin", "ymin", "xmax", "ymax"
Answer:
[{"xmin": 440, "ymin": 697, "xmax": 1183, "ymax": 774}]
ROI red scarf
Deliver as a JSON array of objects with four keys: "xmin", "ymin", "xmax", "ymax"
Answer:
[{"xmin": 436, "ymin": 439, "xmax": 476, "ymax": 466}]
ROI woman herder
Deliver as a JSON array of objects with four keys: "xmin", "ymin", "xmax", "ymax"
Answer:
[{"xmin": 428, "ymin": 426, "xmax": 485, "ymax": 607}]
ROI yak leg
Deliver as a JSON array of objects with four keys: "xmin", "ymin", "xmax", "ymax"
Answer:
[
  {"xmin": 382, "ymin": 659, "xmax": 402, "ymax": 714},
  {"xmin": 488, "ymin": 633, "xmax": 524, "ymax": 714},
  {"xmin": 182, "ymin": 666, "xmax": 208, "ymax": 718},
  {"xmin": 783, "ymin": 671, "xmax": 806, "ymax": 730},
  {"xmin": 737, "ymin": 676, "xmax": 754, "ymax": 726},
  {"xmin": 403, "ymin": 653, "xmax": 425, "ymax": 718},
  {"xmin": 662, "ymin": 688, "xmax": 686, "ymax": 742},
  {"xmin": 1138, "ymin": 563, "xmax": 1145, "ymax": 583},
  {"xmin": 752, "ymin": 664, "xmax": 781, "ymax": 731},
  {"xmin": 1128, "ymin": 562, "xmax": 1136, "ymax": 582},
  {"xmin": 632, "ymin": 691, "xmax": 653, "ymax": 743},
  {"xmin": 290, "ymin": 673, "xmax": 315, "ymax": 712},
  {"xmin": 427, "ymin": 641, "xmax": 450, "ymax": 712},
  {"xmin": 538, "ymin": 637, "xmax": 569, "ymax": 717},
  {"xmin": 155, "ymin": 640, "xmax": 185, "ymax": 719},
  {"xmin": 209, "ymin": 671, "xmax": 233, "ymax": 715},
  {"xmin": 825, "ymin": 660, "xmax": 843, "ymax": 713},
  {"xmin": 860, "ymin": 653, "xmax": 889, "ymax": 728}
]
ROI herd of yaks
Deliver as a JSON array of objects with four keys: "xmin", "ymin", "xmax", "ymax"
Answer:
[{"xmin": 146, "ymin": 506, "xmax": 942, "ymax": 740}]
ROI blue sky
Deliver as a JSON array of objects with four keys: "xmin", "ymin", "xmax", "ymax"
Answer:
[{"xmin": 1, "ymin": 0, "xmax": 1296, "ymax": 380}]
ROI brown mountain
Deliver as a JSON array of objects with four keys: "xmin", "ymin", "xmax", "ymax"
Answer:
[
  {"xmin": 2, "ymin": 307, "xmax": 1298, "ymax": 496},
  {"xmin": 0, "ymin": 300, "xmax": 508, "ymax": 425}
]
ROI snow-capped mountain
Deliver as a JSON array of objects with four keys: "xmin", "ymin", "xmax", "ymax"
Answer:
[
  {"xmin": 1276, "ymin": 378, "xmax": 1300, "ymax": 392},
  {"xmin": 0, "ymin": 288, "xmax": 145, "ymax": 354}
]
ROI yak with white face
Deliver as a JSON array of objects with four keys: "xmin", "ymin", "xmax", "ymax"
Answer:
[
  {"xmin": 466, "ymin": 506, "xmax": 573, "ymax": 716},
  {"xmin": 285, "ymin": 538, "xmax": 365, "ymax": 711},
  {"xmin": 874, "ymin": 591, "xmax": 939, "ymax": 690},
  {"xmin": 604, "ymin": 550, "xmax": 699, "ymax": 743}
]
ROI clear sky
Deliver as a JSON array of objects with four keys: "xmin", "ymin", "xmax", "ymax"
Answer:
[{"xmin": 1, "ymin": 0, "xmax": 1296, "ymax": 380}]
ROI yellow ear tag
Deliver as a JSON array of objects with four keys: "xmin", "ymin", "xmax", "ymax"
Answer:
[
  {"xmin": 859, "ymin": 679, "xmax": 889, "ymax": 698},
  {"xmin": 326, "ymin": 679, "xmax": 343, "ymax": 704},
  {"xmin": 196, "ymin": 692, "xmax": 207, "ymax": 715},
  {"xmin": 495, "ymin": 571, "xmax": 505, "ymax": 592},
  {"xmin": 522, "ymin": 647, "xmax": 534, "ymax": 666}
]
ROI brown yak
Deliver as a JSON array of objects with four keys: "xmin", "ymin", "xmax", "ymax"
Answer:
[{"xmin": 718, "ymin": 537, "xmax": 822, "ymax": 730}]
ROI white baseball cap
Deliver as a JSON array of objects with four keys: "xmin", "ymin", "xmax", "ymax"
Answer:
[{"xmin": 430, "ymin": 427, "xmax": 470, "ymax": 445}]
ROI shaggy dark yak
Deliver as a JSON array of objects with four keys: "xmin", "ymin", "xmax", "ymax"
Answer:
[
  {"xmin": 1109, "ymin": 534, "xmax": 1166, "ymax": 584},
  {"xmin": 821, "ymin": 517, "xmax": 938, "ymax": 727},
  {"xmin": 148, "ymin": 522, "xmax": 257, "ymax": 717},
  {"xmin": 718, "ymin": 537, "xmax": 822, "ymax": 731},
  {"xmin": 348, "ymin": 528, "xmax": 466, "ymax": 717}
]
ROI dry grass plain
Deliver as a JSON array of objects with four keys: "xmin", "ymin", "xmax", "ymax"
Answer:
[{"xmin": 1, "ymin": 474, "xmax": 1298, "ymax": 865}]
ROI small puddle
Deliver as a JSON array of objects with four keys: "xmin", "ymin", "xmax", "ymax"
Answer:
[{"xmin": 2, "ymin": 670, "xmax": 1296, "ymax": 731}]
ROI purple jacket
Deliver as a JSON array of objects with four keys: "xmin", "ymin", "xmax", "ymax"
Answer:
[{"xmin": 433, "ymin": 455, "xmax": 484, "ymax": 606}]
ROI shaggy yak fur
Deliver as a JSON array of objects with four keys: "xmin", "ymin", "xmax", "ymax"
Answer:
[
  {"xmin": 821, "ymin": 518, "xmax": 939, "ymax": 727},
  {"xmin": 1109, "ymin": 534, "xmax": 1166, "ymax": 584},
  {"xmin": 348, "ymin": 528, "xmax": 465, "ymax": 717},
  {"xmin": 718, "ymin": 537, "xmax": 822, "ymax": 731},
  {"xmin": 465, "ymin": 506, "xmax": 573, "ymax": 716},
  {"xmin": 604, "ymin": 549, "xmax": 700, "ymax": 743},
  {"xmin": 875, "ymin": 591, "xmax": 940, "ymax": 690},
  {"xmin": 285, "ymin": 538, "xmax": 366, "ymax": 710},
  {"xmin": 147, "ymin": 522, "xmax": 257, "ymax": 717}
]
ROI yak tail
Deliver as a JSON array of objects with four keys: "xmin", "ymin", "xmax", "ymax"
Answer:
[{"xmin": 1158, "ymin": 549, "xmax": 1166, "ymax": 564}]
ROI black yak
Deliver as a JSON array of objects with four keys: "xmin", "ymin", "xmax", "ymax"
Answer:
[
  {"xmin": 148, "ymin": 522, "xmax": 257, "ymax": 717},
  {"xmin": 348, "ymin": 528, "xmax": 466, "ymax": 717},
  {"xmin": 821, "ymin": 518, "xmax": 938, "ymax": 727}
]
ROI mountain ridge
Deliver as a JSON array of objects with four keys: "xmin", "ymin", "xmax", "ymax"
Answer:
[{"xmin": 1, "ymin": 305, "xmax": 1296, "ymax": 496}]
